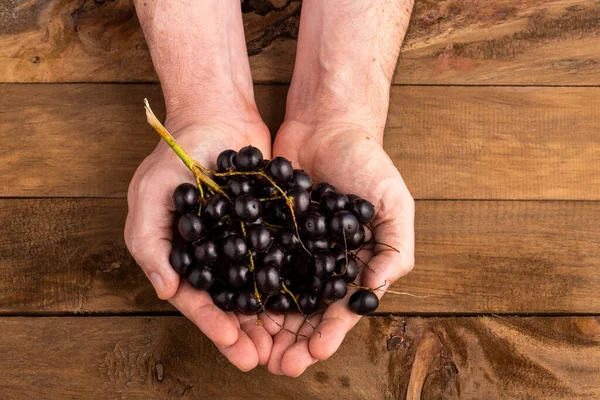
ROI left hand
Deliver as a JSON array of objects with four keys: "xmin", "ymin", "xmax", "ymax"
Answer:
[{"xmin": 266, "ymin": 119, "xmax": 415, "ymax": 376}]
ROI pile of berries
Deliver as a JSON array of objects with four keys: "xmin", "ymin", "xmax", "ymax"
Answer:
[{"xmin": 169, "ymin": 145, "xmax": 380, "ymax": 317}]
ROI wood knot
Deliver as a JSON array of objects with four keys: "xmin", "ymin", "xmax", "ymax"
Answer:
[
  {"xmin": 387, "ymin": 319, "xmax": 407, "ymax": 351},
  {"xmin": 155, "ymin": 361, "xmax": 164, "ymax": 382}
]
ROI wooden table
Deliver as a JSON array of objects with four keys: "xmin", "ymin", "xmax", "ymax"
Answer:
[{"xmin": 1, "ymin": 1, "xmax": 599, "ymax": 398}]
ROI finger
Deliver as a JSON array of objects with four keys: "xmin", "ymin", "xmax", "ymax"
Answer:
[
  {"xmin": 361, "ymin": 194, "xmax": 415, "ymax": 288},
  {"xmin": 125, "ymin": 173, "xmax": 182, "ymax": 300},
  {"xmin": 308, "ymin": 296, "xmax": 358, "ymax": 361},
  {"xmin": 169, "ymin": 282, "xmax": 239, "ymax": 347},
  {"xmin": 238, "ymin": 313, "xmax": 274, "ymax": 366},
  {"xmin": 367, "ymin": 181, "xmax": 415, "ymax": 284},
  {"xmin": 217, "ymin": 328, "xmax": 259, "ymax": 372},
  {"xmin": 267, "ymin": 313, "xmax": 305, "ymax": 375},
  {"xmin": 280, "ymin": 313, "xmax": 322, "ymax": 377}
]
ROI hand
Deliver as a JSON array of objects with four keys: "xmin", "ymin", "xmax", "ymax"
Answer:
[
  {"xmin": 267, "ymin": 119, "xmax": 415, "ymax": 376},
  {"xmin": 124, "ymin": 113, "xmax": 277, "ymax": 371}
]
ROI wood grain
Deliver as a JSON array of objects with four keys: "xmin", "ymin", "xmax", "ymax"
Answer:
[
  {"xmin": 1, "ymin": 0, "xmax": 599, "ymax": 84},
  {"xmin": 1, "ymin": 316, "xmax": 600, "ymax": 399},
  {"xmin": 385, "ymin": 86, "xmax": 600, "ymax": 200},
  {"xmin": 1, "ymin": 198, "xmax": 598, "ymax": 314},
  {"xmin": 2, "ymin": 84, "xmax": 599, "ymax": 199},
  {"xmin": 0, "ymin": 84, "xmax": 287, "ymax": 198}
]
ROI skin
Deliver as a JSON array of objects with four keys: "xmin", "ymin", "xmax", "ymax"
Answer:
[{"xmin": 127, "ymin": 0, "xmax": 414, "ymax": 376}]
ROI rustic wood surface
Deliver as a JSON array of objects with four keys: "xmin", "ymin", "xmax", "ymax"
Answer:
[
  {"xmin": 1, "ymin": 0, "xmax": 599, "ymax": 398},
  {"xmin": 1, "ymin": 0, "xmax": 600, "ymax": 84},
  {"xmin": 2, "ymin": 198, "xmax": 598, "ymax": 314},
  {"xmin": 2, "ymin": 84, "xmax": 599, "ymax": 199},
  {"xmin": 2, "ymin": 316, "xmax": 600, "ymax": 399}
]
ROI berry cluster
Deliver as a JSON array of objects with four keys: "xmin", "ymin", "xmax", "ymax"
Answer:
[{"xmin": 169, "ymin": 145, "xmax": 380, "ymax": 318}]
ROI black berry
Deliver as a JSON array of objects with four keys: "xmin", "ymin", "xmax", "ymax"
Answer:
[
  {"xmin": 187, "ymin": 266, "xmax": 215, "ymax": 290},
  {"xmin": 312, "ymin": 253, "xmax": 336, "ymax": 278},
  {"xmin": 311, "ymin": 183, "xmax": 335, "ymax": 201},
  {"xmin": 329, "ymin": 210, "xmax": 360, "ymax": 239},
  {"xmin": 227, "ymin": 176, "xmax": 253, "ymax": 196},
  {"xmin": 266, "ymin": 293, "xmax": 293, "ymax": 313},
  {"xmin": 266, "ymin": 157, "xmax": 293, "ymax": 183},
  {"xmin": 216, "ymin": 149, "xmax": 237, "ymax": 172},
  {"xmin": 227, "ymin": 263, "xmax": 251, "ymax": 288},
  {"xmin": 178, "ymin": 213, "xmax": 205, "ymax": 241},
  {"xmin": 173, "ymin": 183, "xmax": 200, "ymax": 214},
  {"xmin": 288, "ymin": 169, "xmax": 313, "ymax": 191},
  {"xmin": 301, "ymin": 212, "xmax": 327, "ymax": 238},
  {"xmin": 235, "ymin": 145, "xmax": 263, "ymax": 171},
  {"xmin": 234, "ymin": 194, "xmax": 261, "ymax": 222},
  {"xmin": 194, "ymin": 238, "xmax": 218, "ymax": 264},
  {"xmin": 323, "ymin": 276, "xmax": 347, "ymax": 300},
  {"xmin": 320, "ymin": 192, "xmax": 349, "ymax": 215},
  {"xmin": 288, "ymin": 187, "xmax": 311, "ymax": 215},
  {"xmin": 211, "ymin": 286, "xmax": 236, "ymax": 311},
  {"xmin": 348, "ymin": 289, "xmax": 379, "ymax": 315},
  {"xmin": 297, "ymin": 292, "xmax": 320, "ymax": 314},
  {"xmin": 222, "ymin": 234, "xmax": 248, "ymax": 261},
  {"xmin": 169, "ymin": 247, "xmax": 194, "ymax": 275},
  {"xmin": 247, "ymin": 225, "xmax": 274, "ymax": 252},
  {"xmin": 204, "ymin": 194, "xmax": 230, "ymax": 221},
  {"xmin": 236, "ymin": 291, "xmax": 261, "ymax": 314},
  {"xmin": 350, "ymin": 198, "xmax": 375, "ymax": 223},
  {"xmin": 255, "ymin": 264, "xmax": 282, "ymax": 295}
]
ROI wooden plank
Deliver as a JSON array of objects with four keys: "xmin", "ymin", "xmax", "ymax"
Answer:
[
  {"xmin": 1, "ymin": 84, "xmax": 599, "ymax": 199},
  {"xmin": 385, "ymin": 86, "xmax": 600, "ymax": 200},
  {"xmin": 1, "ymin": 199, "xmax": 598, "ymax": 314},
  {"xmin": 1, "ymin": 0, "xmax": 599, "ymax": 84},
  {"xmin": 1, "ymin": 316, "xmax": 600, "ymax": 399},
  {"xmin": 0, "ymin": 84, "xmax": 287, "ymax": 198}
]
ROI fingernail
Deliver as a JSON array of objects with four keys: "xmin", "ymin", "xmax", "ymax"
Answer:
[{"xmin": 150, "ymin": 273, "xmax": 165, "ymax": 296}]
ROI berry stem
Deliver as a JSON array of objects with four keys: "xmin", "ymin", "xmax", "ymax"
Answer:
[
  {"xmin": 282, "ymin": 282, "xmax": 321, "ymax": 337},
  {"xmin": 257, "ymin": 300, "xmax": 308, "ymax": 338},
  {"xmin": 257, "ymin": 196, "xmax": 283, "ymax": 202},
  {"xmin": 351, "ymin": 253, "xmax": 376, "ymax": 273},
  {"xmin": 143, "ymin": 99, "xmax": 229, "ymax": 200}
]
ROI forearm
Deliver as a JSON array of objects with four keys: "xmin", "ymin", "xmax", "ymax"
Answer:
[
  {"xmin": 134, "ymin": 0, "xmax": 259, "ymax": 130},
  {"xmin": 287, "ymin": 0, "xmax": 414, "ymax": 135}
]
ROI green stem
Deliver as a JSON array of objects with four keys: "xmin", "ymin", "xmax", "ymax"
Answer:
[{"xmin": 143, "ymin": 99, "xmax": 229, "ymax": 200}]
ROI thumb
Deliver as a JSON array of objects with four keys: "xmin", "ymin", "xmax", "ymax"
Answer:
[{"xmin": 125, "ymin": 179, "xmax": 181, "ymax": 300}]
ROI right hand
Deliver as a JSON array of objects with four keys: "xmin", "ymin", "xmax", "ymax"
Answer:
[{"xmin": 124, "ymin": 113, "xmax": 276, "ymax": 372}]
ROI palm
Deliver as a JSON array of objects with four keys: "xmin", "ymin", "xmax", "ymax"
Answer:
[{"xmin": 266, "ymin": 122, "xmax": 415, "ymax": 376}]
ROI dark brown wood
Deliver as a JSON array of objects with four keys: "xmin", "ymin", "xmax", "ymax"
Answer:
[
  {"xmin": 1, "ymin": 198, "xmax": 598, "ymax": 314},
  {"xmin": 1, "ymin": 84, "xmax": 598, "ymax": 199},
  {"xmin": 1, "ymin": 0, "xmax": 599, "ymax": 84},
  {"xmin": 0, "ymin": 84, "xmax": 287, "ymax": 198},
  {"xmin": 1, "ymin": 316, "xmax": 599, "ymax": 399}
]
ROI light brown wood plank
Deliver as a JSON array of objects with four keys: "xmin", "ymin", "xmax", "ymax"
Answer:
[
  {"xmin": 385, "ymin": 86, "xmax": 600, "ymax": 200},
  {"xmin": 2, "ymin": 84, "xmax": 599, "ymax": 199},
  {"xmin": 1, "ymin": 0, "xmax": 599, "ymax": 84},
  {"xmin": 1, "ymin": 199, "xmax": 598, "ymax": 314},
  {"xmin": 1, "ymin": 316, "xmax": 600, "ymax": 399}
]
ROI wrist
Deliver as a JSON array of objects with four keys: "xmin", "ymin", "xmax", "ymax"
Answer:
[
  {"xmin": 162, "ymin": 80, "xmax": 262, "ymax": 135},
  {"xmin": 285, "ymin": 68, "xmax": 391, "ymax": 139}
]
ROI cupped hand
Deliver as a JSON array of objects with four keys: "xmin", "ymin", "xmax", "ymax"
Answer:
[
  {"xmin": 124, "ymin": 114, "xmax": 275, "ymax": 371},
  {"xmin": 267, "ymin": 120, "xmax": 415, "ymax": 376}
]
